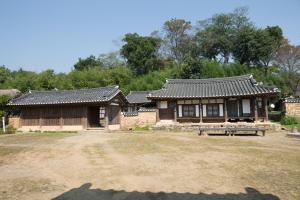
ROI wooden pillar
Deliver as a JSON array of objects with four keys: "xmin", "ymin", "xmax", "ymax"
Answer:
[
  {"xmin": 174, "ymin": 105, "xmax": 177, "ymax": 122},
  {"xmin": 156, "ymin": 108, "xmax": 160, "ymax": 122},
  {"xmin": 237, "ymin": 98, "xmax": 240, "ymax": 117},
  {"xmin": 224, "ymin": 99, "xmax": 228, "ymax": 122},
  {"xmin": 59, "ymin": 107, "xmax": 63, "ymax": 128},
  {"xmin": 82, "ymin": 106, "xmax": 88, "ymax": 129},
  {"xmin": 39, "ymin": 108, "xmax": 42, "ymax": 129},
  {"xmin": 105, "ymin": 106, "xmax": 109, "ymax": 130},
  {"xmin": 254, "ymin": 97, "xmax": 258, "ymax": 122},
  {"xmin": 264, "ymin": 97, "xmax": 269, "ymax": 121},
  {"xmin": 199, "ymin": 100, "xmax": 203, "ymax": 123}
]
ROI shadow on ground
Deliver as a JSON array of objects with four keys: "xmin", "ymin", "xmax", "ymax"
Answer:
[{"xmin": 52, "ymin": 183, "xmax": 280, "ymax": 200}]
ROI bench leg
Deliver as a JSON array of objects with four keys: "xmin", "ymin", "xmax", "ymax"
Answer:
[{"xmin": 262, "ymin": 131, "xmax": 265, "ymax": 137}]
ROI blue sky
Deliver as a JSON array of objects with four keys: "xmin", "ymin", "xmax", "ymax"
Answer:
[{"xmin": 0, "ymin": 0, "xmax": 299, "ymax": 73}]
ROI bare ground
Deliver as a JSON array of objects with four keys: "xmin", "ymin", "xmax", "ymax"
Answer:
[{"xmin": 0, "ymin": 130, "xmax": 299, "ymax": 200}]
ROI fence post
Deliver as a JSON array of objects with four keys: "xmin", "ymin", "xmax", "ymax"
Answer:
[{"xmin": 2, "ymin": 117, "xmax": 5, "ymax": 133}]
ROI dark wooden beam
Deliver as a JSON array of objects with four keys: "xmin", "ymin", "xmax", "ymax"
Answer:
[
  {"xmin": 264, "ymin": 97, "xmax": 269, "ymax": 121},
  {"xmin": 199, "ymin": 100, "xmax": 203, "ymax": 123},
  {"xmin": 224, "ymin": 98, "xmax": 228, "ymax": 122},
  {"xmin": 254, "ymin": 97, "xmax": 258, "ymax": 122}
]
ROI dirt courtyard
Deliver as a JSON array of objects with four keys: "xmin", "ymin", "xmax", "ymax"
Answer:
[{"xmin": 0, "ymin": 130, "xmax": 299, "ymax": 200}]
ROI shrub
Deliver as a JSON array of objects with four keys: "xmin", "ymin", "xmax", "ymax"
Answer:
[
  {"xmin": 0, "ymin": 125, "xmax": 16, "ymax": 134},
  {"xmin": 280, "ymin": 116, "xmax": 299, "ymax": 125}
]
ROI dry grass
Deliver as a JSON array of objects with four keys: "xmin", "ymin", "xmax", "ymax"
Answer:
[{"xmin": 0, "ymin": 131, "xmax": 299, "ymax": 199}]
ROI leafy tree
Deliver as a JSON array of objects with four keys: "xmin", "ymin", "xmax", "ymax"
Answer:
[
  {"xmin": 0, "ymin": 66, "xmax": 12, "ymax": 87},
  {"xmin": 196, "ymin": 7, "xmax": 252, "ymax": 63},
  {"xmin": 98, "ymin": 52, "xmax": 124, "ymax": 68},
  {"xmin": 74, "ymin": 55, "xmax": 103, "ymax": 71},
  {"xmin": 162, "ymin": 19, "xmax": 193, "ymax": 62},
  {"xmin": 0, "ymin": 95, "xmax": 10, "ymax": 118},
  {"xmin": 120, "ymin": 33, "xmax": 163, "ymax": 75},
  {"xmin": 176, "ymin": 57, "xmax": 203, "ymax": 79},
  {"xmin": 274, "ymin": 39, "xmax": 300, "ymax": 96},
  {"xmin": 35, "ymin": 69, "xmax": 58, "ymax": 90}
]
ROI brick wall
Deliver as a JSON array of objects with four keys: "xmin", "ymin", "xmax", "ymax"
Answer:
[{"xmin": 120, "ymin": 111, "xmax": 156, "ymax": 130}]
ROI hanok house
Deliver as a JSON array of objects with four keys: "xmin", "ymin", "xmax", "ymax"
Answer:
[
  {"xmin": 283, "ymin": 97, "xmax": 300, "ymax": 119},
  {"xmin": 148, "ymin": 75, "xmax": 279, "ymax": 123},
  {"xmin": 126, "ymin": 91, "xmax": 156, "ymax": 112},
  {"xmin": 7, "ymin": 86, "xmax": 127, "ymax": 131}
]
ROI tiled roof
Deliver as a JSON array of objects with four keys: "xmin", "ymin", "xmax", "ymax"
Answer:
[
  {"xmin": 126, "ymin": 91, "xmax": 152, "ymax": 104},
  {"xmin": 284, "ymin": 97, "xmax": 300, "ymax": 103},
  {"xmin": 148, "ymin": 75, "xmax": 279, "ymax": 99},
  {"xmin": 8, "ymin": 86, "xmax": 123, "ymax": 106}
]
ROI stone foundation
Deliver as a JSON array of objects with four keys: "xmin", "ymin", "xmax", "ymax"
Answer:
[{"xmin": 153, "ymin": 121, "xmax": 281, "ymax": 132}]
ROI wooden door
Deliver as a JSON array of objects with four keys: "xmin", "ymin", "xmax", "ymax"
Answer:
[
  {"xmin": 159, "ymin": 108, "xmax": 174, "ymax": 120},
  {"xmin": 227, "ymin": 100, "xmax": 238, "ymax": 117},
  {"xmin": 108, "ymin": 106, "xmax": 120, "ymax": 125}
]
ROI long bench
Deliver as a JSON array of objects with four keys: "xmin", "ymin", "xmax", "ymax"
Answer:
[{"xmin": 199, "ymin": 127, "xmax": 266, "ymax": 136}]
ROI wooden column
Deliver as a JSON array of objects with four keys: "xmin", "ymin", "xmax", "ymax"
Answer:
[
  {"xmin": 39, "ymin": 108, "xmax": 42, "ymax": 129},
  {"xmin": 59, "ymin": 107, "xmax": 63, "ymax": 128},
  {"xmin": 82, "ymin": 106, "xmax": 88, "ymax": 129},
  {"xmin": 105, "ymin": 106, "xmax": 109, "ymax": 130},
  {"xmin": 174, "ymin": 106, "xmax": 177, "ymax": 122},
  {"xmin": 254, "ymin": 97, "xmax": 258, "ymax": 122},
  {"xmin": 224, "ymin": 99, "xmax": 228, "ymax": 122},
  {"xmin": 237, "ymin": 98, "xmax": 240, "ymax": 117},
  {"xmin": 156, "ymin": 108, "xmax": 160, "ymax": 122},
  {"xmin": 264, "ymin": 97, "xmax": 269, "ymax": 121},
  {"xmin": 199, "ymin": 100, "xmax": 203, "ymax": 123}
]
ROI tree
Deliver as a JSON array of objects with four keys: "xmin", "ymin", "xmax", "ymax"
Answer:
[
  {"xmin": 35, "ymin": 69, "xmax": 58, "ymax": 90},
  {"xmin": 120, "ymin": 33, "xmax": 162, "ymax": 75},
  {"xmin": 195, "ymin": 7, "xmax": 252, "ymax": 63},
  {"xmin": 176, "ymin": 57, "xmax": 203, "ymax": 79},
  {"xmin": 74, "ymin": 55, "xmax": 103, "ymax": 71},
  {"xmin": 98, "ymin": 52, "xmax": 124, "ymax": 68},
  {"xmin": 233, "ymin": 26, "xmax": 283, "ymax": 71},
  {"xmin": 162, "ymin": 19, "xmax": 193, "ymax": 62},
  {"xmin": 274, "ymin": 39, "xmax": 300, "ymax": 96}
]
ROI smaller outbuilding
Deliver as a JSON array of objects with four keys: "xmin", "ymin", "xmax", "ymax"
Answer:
[
  {"xmin": 8, "ymin": 86, "xmax": 127, "ymax": 131},
  {"xmin": 283, "ymin": 97, "xmax": 300, "ymax": 119},
  {"xmin": 126, "ymin": 91, "xmax": 156, "ymax": 113}
]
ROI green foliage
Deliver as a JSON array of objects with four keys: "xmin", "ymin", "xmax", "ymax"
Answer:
[
  {"xmin": 280, "ymin": 116, "xmax": 299, "ymax": 125},
  {"xmin": 0, "ymin": 125, "xmax": 16, "ymax": 135},
  {"xmin": 74, "ymin": 55, "xmax": 103, "ymax": 71},
  {"xmin": 120, "ymin": 33, "xmax": 163, "ymax": 75},
  {"xmin": 0, "ymin": 95, "xmax": 10, "ymax": 118}
]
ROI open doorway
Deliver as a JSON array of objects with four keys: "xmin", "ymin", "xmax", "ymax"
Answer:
[{"xmin": 87, "ymin": 106, "xmax": 103, "ymax": 127}]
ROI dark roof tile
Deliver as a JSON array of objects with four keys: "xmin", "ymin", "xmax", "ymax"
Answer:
[
  {"xmin": 8, "ymin": 86, "xmax": 123, "ymax": 106},
  {"xmin": 148, "ymin": 75, "xmax": 279, "ymax": 99},
  {"xmin": 126, "ymin": 91, "xmax": 153, "ymax": 104}
]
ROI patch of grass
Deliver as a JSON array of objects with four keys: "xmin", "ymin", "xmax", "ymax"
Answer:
[
  {"xmin": 110, "ymin": 134, "xmax": 185, "ymax": 155},
  {"xmin": 283, "ymin": 124, "xmax": 300, "ymax": 132},
  {"xmin": 0, "ymin": 146, "xmax": 26, "ymax": 157},
  {"xmin": 132, "ymin": 125, "xmax": 150, "ymax": 132},
  {"xmin": 83, "ymin": 144, "xmax": 105, "ymax": 158},
  {"xmin": 0, "ymin": 132, "xmax": 77, "ymax": 145}
]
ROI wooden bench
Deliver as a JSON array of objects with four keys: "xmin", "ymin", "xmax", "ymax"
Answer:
[{"xmin": 199, "ymin": 127, "xmax": 266, "ymax": 136}]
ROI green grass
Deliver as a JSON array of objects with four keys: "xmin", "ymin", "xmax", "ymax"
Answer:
[{"xmin": 283, "ymin": 124, "xmax": 300, "ymax": 132}]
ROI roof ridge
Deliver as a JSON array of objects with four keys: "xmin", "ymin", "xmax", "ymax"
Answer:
[
  {"xmin": 167, "ymin": 74, "xmax": 252, "ymax": 83},
  {"xmin": 29, "ymin": 85, "xmax": 119, "ymax": 93}
]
